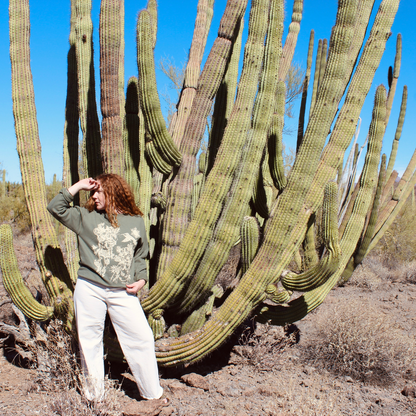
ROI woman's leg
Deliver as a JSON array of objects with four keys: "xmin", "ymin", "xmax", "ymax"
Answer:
[
  {"xmin": 107, "ymin": 289, "xmax": 164, "ymax": 400},
  {"xmin": 74, "ymin": 278, "xmax": 108, "ymax": 401}
]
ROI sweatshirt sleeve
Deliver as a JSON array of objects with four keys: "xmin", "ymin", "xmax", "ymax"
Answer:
[
  {"xmin": 133, "ymin": 218, "xmax": 149, "ymax": 283},
  {"xmin": 47, "ymin": 188, "xmax": 84, "ymax": 235}
]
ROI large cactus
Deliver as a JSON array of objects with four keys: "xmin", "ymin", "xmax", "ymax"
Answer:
[{"xmin": 1, "ymin": 0, "xmax": 412, "ymax": 367}]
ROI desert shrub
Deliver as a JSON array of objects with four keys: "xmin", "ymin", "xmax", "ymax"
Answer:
[
  {"xmin": 234, "ymin": 322, "xmax": 298, "ymax": 371},
  {"xmin": 0, "ymin": 177, "xmax": 64, "ymax": 233},
  {"xmin": 351, "ymin": 256, "xmax": 416, "ymax": 288},
  {"xmin": 303, "ymin": 299, "xmax": 415, "ymax": 386},
  {"xmin": 28, "ymin": 320, "xmax": 123, "ymax": 416},
  {"xmin": 0, "ymin": 184, "xmax": 31, "ymax": 232}
]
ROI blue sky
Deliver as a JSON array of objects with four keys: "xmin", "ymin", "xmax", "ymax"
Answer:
[{"xmin": 0, "ymin": 0, "xmax": 415, "ymax": 184}]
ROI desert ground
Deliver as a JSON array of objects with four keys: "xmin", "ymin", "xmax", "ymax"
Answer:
[{"xmin": 0, "ymin": 227, "xmax": 415, "ymax": 416}]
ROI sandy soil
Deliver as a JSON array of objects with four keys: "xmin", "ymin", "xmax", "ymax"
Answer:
[{"xmin": 1, "ymin": 229, "xmax": 416, "ymax": 416}]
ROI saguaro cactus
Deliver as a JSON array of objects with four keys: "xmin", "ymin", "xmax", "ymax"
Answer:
[{"xmin": 1, "ymin": 0, "xmax": 412, "ymax": 366}]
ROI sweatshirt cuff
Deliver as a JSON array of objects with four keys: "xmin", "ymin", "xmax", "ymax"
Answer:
[{"xmin": 60, "ymin": 188, "xmax": 75, "ymax": 203}]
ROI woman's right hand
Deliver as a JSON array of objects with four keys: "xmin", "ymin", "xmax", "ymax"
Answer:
[{"xmin": 68, "ymin": 178, "xmax": 100, "ymax": 196}]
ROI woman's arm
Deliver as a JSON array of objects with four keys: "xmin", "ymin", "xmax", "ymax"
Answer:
[
  {"xmin": 47, "ymin": 178, "xmax": 99, "ymax": 233},
  {"xmin": 68, "ymin": 178, "xmax": 100, "ymax": 196},
  {"xmin": 127, "ymin": 217, "xmax": 149, "ymax": 294}
]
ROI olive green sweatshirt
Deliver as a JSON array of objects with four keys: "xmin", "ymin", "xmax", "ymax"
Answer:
[{"xmin": 47, "ymin": 188, "xmax": 148, "ymax": 288}]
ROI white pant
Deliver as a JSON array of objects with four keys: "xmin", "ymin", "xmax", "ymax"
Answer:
[{"xmin": 73, "ymin": 278, "xmax": 163, "ymax": 401}]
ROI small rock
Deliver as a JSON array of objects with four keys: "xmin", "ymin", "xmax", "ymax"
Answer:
[
  {"xmin": 165, "ymin": 379, "xmax": 188, "ymax": 394},
  {"xmin": 402, "ymin": 385, "xmax": 416, "ymax": 398},
  {"xmin": 216, "ymin": 385, "xmax": 241, "ymax": 397},
  {"xmin": 122, "ymin": 398, "xmax": 170, "ymax": 416},
  {"xmin": 345, "ymin": 376, "xmax": 354, "ymax": 383},
  {"xmin": 159, "ymin": 406, "xmax": 175, "ymax": 416},
  {"xmin": 181, "ymin": 373, "xmax": 210, "ymax": 391}
]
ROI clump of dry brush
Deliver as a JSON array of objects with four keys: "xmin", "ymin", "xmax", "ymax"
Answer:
[
  {"xmin": 27, "ymin": 319, "xmax": 123, "ymax": 416},
  {"xmin": 303, "ymin": 299, "xmax": 415, "ymax": 386},
  {"xmin": 233, "ymin": 321, "xmax": 299, "ymax": 371}
]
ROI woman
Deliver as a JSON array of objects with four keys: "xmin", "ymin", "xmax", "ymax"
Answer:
[{"xmin": 47, "ymin": 174, "xmax": 165, "ymax": 403}]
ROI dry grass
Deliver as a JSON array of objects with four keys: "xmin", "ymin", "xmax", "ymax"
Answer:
[
  {"xmin": 28, "ymin": 320, "xmax": 123, "ymax": 416},
  {"xmin": 351, "ymin": 256, "xmax": 416, "ymax": 288},
  {"xmin": 234, "ymin": 322, "xmax": 298, "ymax": 371},
  {"xmin": 303, "ymin": 299, "xmax": 415, "ymax": 386}
]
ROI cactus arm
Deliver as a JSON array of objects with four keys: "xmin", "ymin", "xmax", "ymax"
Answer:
[
  {"xmin": 241, "ymin": 217, "xmax": 261, "ymax": 275},
  {"xmin": 137, "ymin": 10, "xmax": 182, "ymax": 169},
  {"xmin": 62, "ymin": 1, "xmax": 80, "ymax": 283},
  {"xmin": 158, "ymin": 0, "xmax": 248, "ymax": 271},
  {"xmin": 282, "ymin": 182, "xmax": 340, "ymax": 291},
  {"xmin": 308, "ymin": 39, "xmax": 322, "ymax": 117},
  {"xmin": 173, "ymin": 0, "xmax": 284, "ymax": 312},
  {"xmin": 385, "ymin": 34, "xmax": 402, "ymax": 126},
  {"xmin": 278, "ymin": 0, "xmax": 303, "ymax": 81},
  {"xmin": 338, "ymin": 119, "xmax": 362, "ymax": 214},
  {"xmin": 9, "ymin": 0, "xmax": 74, "ymax": 329},
  {"xmin": 375, "ymin": 147, "xmax": 416, "ymax": 233},
  {"xmin": 73, "ymin": 0, "xmax": 102, "ymax": 178},
  {"xmin": 144, "ymin": 141, "xmax": 173, "ymax": 175},
  {"xmin": 252, "ymin": 163, "xmax": 273, "ymax": 220},
  {"xmin": 341, "ymin": 153, "xmax": 387, "ymax": 281},
  {"xmin": 302, "ymin": 214, "xmax": 319, "ymax": 269},
  {"xmin": 124, "ymin": 77, "xmax": 141, "ymax": 201},
  {"xmin": 268, "ymin": 81, "xmax": 287, "ymax": 191},
  {"xmin": 318, "ymin": 39, "xmax": 327, "ymax": 88},
  {"xmin": 368, "ymin": 153, "xmax": 416, "ymax": 253},
  {"xmin": 296, "ymin": 29, "xmax": 314, "ymax": 152},
  {"xmin": 146, "ymin": 0, "xmax": 157, "ymax": 49},
  {"xmin": 181, "ymin": 285, "xmax": 224, "ymax": 335},
  {"xmin": 172, "ymin": 0, "xmax": 215, "ymax": 150},
  {"xmin": 258, "ymin": 85, "xmax": 387, "ymax": 325},
  {"xmin": 100, "ymin": 0, "xmax": 125, "ymax": 176},
  {"xmin": 191, "ymin": 153, "xmax": 207, "ymax": 219},
  {"xmin": 380, "ymin": 169, "xmax": 398, "ymax": 206},
  {"xmin": 148, "ymin": 309, "xmax": 165, "ymax": 340},
  {"xmin": 0, "ymin": 225, "xmax": 54, "ymax": 321},
  {"xmin": 386, "ymin": 85, "xmax": 407, "ymax": 179},
  {"xmin": 207, "ymin": 17, "xmax": 243, "ymax": 175}
]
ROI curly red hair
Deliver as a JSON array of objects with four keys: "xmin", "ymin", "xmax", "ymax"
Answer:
[{"xmin": 85, "ymin": 174, "xmax": 143, "ymax": 227}]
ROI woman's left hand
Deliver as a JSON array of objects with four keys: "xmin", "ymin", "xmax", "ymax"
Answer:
[{"xmin": 126, "ymin": 279, "xmax": 146, "ymax": 295}]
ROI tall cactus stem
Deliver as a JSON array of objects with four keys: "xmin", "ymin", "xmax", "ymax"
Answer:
[
  {"xmin": 385, "ymin": 34, "xmax": 402, "ymax": 125},
  {"xmin": 100, "ymin": 0, "xmax": 125, "ymax": 176},
  {"xmin": 74, "ymin": 0, "xmax": 102, "ymax": 178},
  {"xmin": 268, "ymin": 81, "xmax": 287, "ymax": 191},
  {"xmin": 9, "ymin": 0, "xmax": 74, "ymax": 329},
  {"xmin": 278, "ymin": 0, "xmax": 303, "ymax": 81},
  {"xmin": 296, "ymin": 29, "xmax": 314, "ymax": 152},
  {"xmin": 342, "ymin": 153, "xmax": 387, "ymax": 282},
  {"xmin": 308, "ymin": 38, "xmax": 322, "ymax": 118},
  {"xmin": 386, "ymin": 85, "xmax": 407, "ymax": 179}
]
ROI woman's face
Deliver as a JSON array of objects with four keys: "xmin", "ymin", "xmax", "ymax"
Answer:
[{"xmin": 92, "ymin": 182, "xmax": 106, "ymax": 211}]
